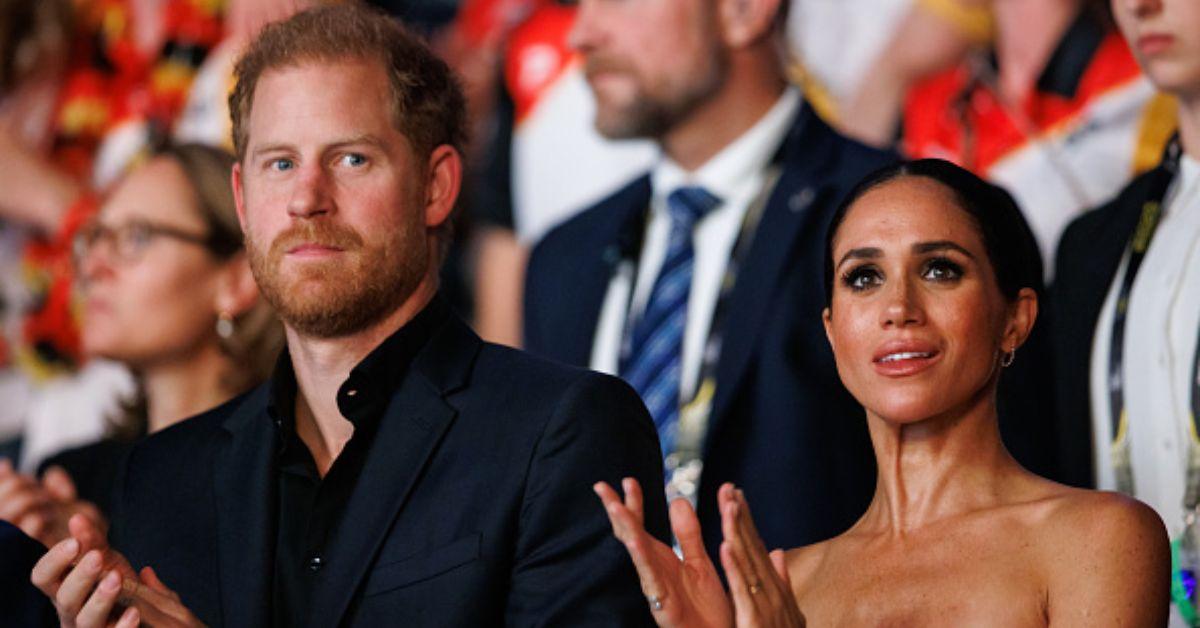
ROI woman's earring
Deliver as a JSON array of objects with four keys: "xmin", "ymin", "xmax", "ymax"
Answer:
[
  {"xmin": 1000, "ymin": 347, "xmax": 1016, "ymax": 368},
  {"xmin": 216, "ymin": 311, "xmax": 235, "ymax": 340}
]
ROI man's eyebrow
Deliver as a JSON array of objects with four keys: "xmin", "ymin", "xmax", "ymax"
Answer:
[
  {"xmin": 836, "ymin": 247, "xmax": 882, "ymax": 268},
  {"xmin": 249, "ymin": 143, "xmax": 294, "ymax": 160},
  {"xmin": 912, "ymin": 240, "xmax": 975, "ymax": 258},
  {"xmin": 327, "ymin": 134, "xmax": 387, "ymax": 150},
  {"xmin": 248, "ymin": 135, "xmax": 387, "ymax": 161}
]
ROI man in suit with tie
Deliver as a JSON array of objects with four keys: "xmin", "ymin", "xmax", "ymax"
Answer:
[
  {"xmin": 31, "ymin": 5, "xmax": 668, "ymax": 626},
  {"xmin": 523, "ymin": 0, "xmax": 897, "ymax": 560}
]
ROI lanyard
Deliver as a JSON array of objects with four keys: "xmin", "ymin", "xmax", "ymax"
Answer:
[
  {"xmin": 617, "ymin": 167, "xmax": 779, "ymax": 505},
  {"xmin": 1106, "ymin": 136, "xmax": 1200, "ymax": 509}
]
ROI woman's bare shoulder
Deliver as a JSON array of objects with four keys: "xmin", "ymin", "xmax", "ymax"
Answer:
[
  {"xmin": 784, "ymin": 539, "xmax": 834, "ymax": 595},
  {"xmin": 1036, "ymin": 486, "xmax": 1165, "ymax": 544},
  {"xmin": 1029, "ymin": 488, "xmax": 1170, "ymax": 624}
]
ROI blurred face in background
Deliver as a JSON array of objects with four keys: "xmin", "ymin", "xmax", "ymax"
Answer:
[
  {"xmin": 77, "ymin": 157, "xmax": 227, "ymax": 370},
  {"xmin": 568, "ymin": 0, "xmax": 728, "ymax": 139},
  {"xmin": 1112, "ymin": 0, "xmax": 1200, "ymax": 97}
]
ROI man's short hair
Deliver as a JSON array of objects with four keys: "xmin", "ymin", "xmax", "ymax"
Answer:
[{"xmin": 229, "ymin": 3, "xmax": 467, "ymax": 165}]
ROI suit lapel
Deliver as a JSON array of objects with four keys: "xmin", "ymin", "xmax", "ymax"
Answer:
[
  {"xmin": 708, "ymin": 107, "xmax": 836, "ymax": 427},
  {"xmin": 1075, "ymin": 170, "xmax": 1162, "ymax": 329},
  {"xmin": 213, "ymin": 388, "xmax": 276, "ymax": 627},
  {"xmin": 557, "ymin": 177, "xmax": 652, "ymax": 366},
  {"xmin": 306, "ymin": 316, "xmax": 479, "ymax": 627}
]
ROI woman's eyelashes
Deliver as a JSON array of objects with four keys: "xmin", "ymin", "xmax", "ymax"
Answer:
[
  {"xmin": 842, "ymin": 264, "xmax": 883, "ymax": 291},
  {"xmin": 921, "ymin": 257, "xmax": 964, "ymax": 283},
  {"xmin": 840, "ymin": 257, "xmax": 966, "ymax": 292}
]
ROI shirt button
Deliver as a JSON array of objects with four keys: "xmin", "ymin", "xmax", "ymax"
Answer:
[{"xmin": 308, "ymin": 556, "xmax": 324, "ymax": 572}]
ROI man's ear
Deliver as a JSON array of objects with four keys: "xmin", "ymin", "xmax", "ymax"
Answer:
[
  {"xmin": 424, "ymin": 144, "xmax": 462, "ymax": 229},
  {"xmin": 718, "ymin": 0, "xmax": 781, "ymax": 48},
  {"xmin": 213, "ymin": 254, "xmax": 261, "ymax": 320},
  {"xmin": 232, "ymin": 162, "xmax": 248, "ymax": 233}
]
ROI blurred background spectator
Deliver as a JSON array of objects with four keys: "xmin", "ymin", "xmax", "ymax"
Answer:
[{"xmin": 0, "ymin": 143, "xmax": 280, "ymax": 548}]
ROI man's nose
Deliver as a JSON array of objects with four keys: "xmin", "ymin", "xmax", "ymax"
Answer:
[
  {"xmin": 567, "ymin": 0, "xmax": 602, "ymax": 53},
  {"xmin": 1121, "ymin": 0, "xmax": 1162, "ymax": 18},
  {"xmin": 287, "ymin": 163, "xmax": 332, "ymax": 219}
]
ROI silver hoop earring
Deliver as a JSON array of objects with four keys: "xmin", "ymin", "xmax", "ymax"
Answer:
[
  {"xmin": 216, "ymin": 311, "xmax": 235, "ymax": 340},
  {"xmin": 1000, "ymin": 348, "xmax": 1016, "ymax": 368}
]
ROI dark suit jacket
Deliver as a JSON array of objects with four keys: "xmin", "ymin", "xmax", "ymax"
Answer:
[
  {"xmin": 1051, "ymin": 164, "xmax": 1164, "ymax": 487},
  {"xmin": 525, "ymin": 104, "xmax": 895, "ymax": 558},
  {"xmin": 0, "ymin": 520, "xmax": 54, "ymax": 626},
  {"xmin": 110, "ymin": 314, "xmax": 669, "ymax": 627}
]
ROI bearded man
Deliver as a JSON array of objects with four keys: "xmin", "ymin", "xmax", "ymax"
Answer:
[{"xmin": 32, "ymin": 5, "xmax": 668, "ymax": 626}]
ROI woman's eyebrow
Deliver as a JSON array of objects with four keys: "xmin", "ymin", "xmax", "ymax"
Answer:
[
  {"xmin": 912, "ymin": 240, "xmax": 975, "ymax": 259},
  {"xmin": 837, "ymin": 247, "xmax": 882, "ymax": 268}
]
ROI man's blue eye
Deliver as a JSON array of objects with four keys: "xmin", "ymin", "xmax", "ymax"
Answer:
[
  {"xmin": 270, "ymin": 159, "xmax": 294, "ymax": 171},
  {"xmin": 342, "ymin": 153, "xmax": 367, "ymax": 167}
]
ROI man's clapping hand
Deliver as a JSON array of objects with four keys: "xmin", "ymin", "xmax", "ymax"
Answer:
[{"xmin": 31, "ymin": 513, "xmax": 205, "ymax": 627}]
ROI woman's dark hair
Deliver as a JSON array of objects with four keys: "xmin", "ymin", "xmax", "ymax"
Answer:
[{"xmin": 823, "ymin": 158, "xmax": 1043, "ymax": 307}]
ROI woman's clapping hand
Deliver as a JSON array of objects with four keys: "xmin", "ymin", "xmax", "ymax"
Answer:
[{"xmin": 594, "ymin": 479, "xmax": 806, "ymax": 627}]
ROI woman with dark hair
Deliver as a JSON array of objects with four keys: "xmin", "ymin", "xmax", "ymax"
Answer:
[
  {"xmin": 0, "ymin": 143, "xmax": 282, "ymax": 547},
  {"xmin": 595, "ymin": 159, "xmax": 1169, "ymax": 625}
]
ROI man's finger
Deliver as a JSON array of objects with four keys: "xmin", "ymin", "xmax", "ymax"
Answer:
[
  {"xmin": 30, "ymin": 537, "xmax": 80, "ymax": 598},
  {"xmin": 68, "ymin": 513, "xmax": 107, "ymax": 553},
  {"xmin": 74, "ymin": 570, "xmax": 123, "ymax": 628},
  {"xmin": 114, "ymin": 606, "xmax": 140, "ymax": 628},
  {"xmin": 55, "ymin": 549, "xmax": 105, "ymax": 618}
]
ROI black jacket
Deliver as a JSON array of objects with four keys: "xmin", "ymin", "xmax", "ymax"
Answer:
[{"xmin": 111, "ymin": 313, "xmax": 668, "ymax": 627}]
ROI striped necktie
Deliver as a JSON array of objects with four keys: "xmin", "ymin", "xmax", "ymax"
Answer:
[{"xmin": 621, "ymin": 186, "xmax": 721, "ymax": 456}]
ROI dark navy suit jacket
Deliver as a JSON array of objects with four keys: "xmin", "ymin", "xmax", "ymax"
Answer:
[
  {"xmin": 0, "ymin": 520, "xmax": 54, "ymax": 626},
  {"xmin": 1051, "ymin": 164, "xmax": 1168, "ymax": 488},
  {"xmin": 110, "ymin": 314, "xmax": 669, "ymax": 627},
  {"xmin": 525, "ymin": 104, "xmax": 896, "ymax": 558}
]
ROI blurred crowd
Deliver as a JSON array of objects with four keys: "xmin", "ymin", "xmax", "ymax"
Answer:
[{"xmin": 0, "ymin": 0, "xmax": 1194, "ymax": 622}]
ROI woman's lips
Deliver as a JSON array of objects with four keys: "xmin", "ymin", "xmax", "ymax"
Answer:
[
  {"xmin": 872, "ymin": 342, "xmax": 941, "ymax": 377},
  {"xmin": 1138, "ymin": 33, "xmax": 1176, "ymax": 56}
]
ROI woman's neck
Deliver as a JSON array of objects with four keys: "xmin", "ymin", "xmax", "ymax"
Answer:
[
  {"xmin": 141, "ymin": 343, "xmax": 235, "ymax": 434},
  {"xmin": 860, "ymin": 387, "xmax": 1023, "ymax": 536},
  {"xmin": 991, "ymin": 0, "xmax": 1080, "ymax": 104}
]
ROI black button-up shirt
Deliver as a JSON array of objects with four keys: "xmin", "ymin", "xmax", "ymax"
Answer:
[{"xmin": 269, "ymin": 297, "xmax": 447, "ymax": 625}]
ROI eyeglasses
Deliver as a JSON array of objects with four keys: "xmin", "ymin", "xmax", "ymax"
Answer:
[{"xmin": 73, "ymin": 219, "xmax": 214, "ymax": 266}]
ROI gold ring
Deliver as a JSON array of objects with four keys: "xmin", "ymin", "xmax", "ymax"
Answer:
[{"xmin": 749, "ymin": 580, "xmax": 763, "ymax": 594}]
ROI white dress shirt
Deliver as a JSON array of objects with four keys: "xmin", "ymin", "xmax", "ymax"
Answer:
[
  {"xmin": 590, "ymin": 88, "xmax": 801, "ymax": 400},
  {"xmin": 1089, "ymin": 154, "xmax": 1200, "ymax": 542}
]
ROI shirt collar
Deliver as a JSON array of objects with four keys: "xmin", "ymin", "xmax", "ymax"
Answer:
[
  {"xmin": 650, "ymin": 87, "xmax": 800, "ymax": 205},
  {"xmin": 267, "ymin": 294, "xmax": 449, "ymax": 439}
]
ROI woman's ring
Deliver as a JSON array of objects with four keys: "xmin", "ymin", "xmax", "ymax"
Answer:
[{"xmin": 749, "ymin": 580, "xmax": 763, "ymax": 594}]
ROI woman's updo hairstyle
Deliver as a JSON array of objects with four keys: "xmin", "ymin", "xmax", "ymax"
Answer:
[{"xmin": 822, "ymin": 158, "xmax": 1043, "ymax": 307}]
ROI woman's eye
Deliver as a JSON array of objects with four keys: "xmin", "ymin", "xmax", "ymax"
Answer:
[
  {"xmin": 842, "ymin": 266, "xmax": 882, "ymax": 291},
  {"xmin": 922, "ymin": 258, "xmax": 963, "ymax": 282},
  {"xmin": 339, "ymin": 153, "xmax": 367, "ymax": 168}
]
